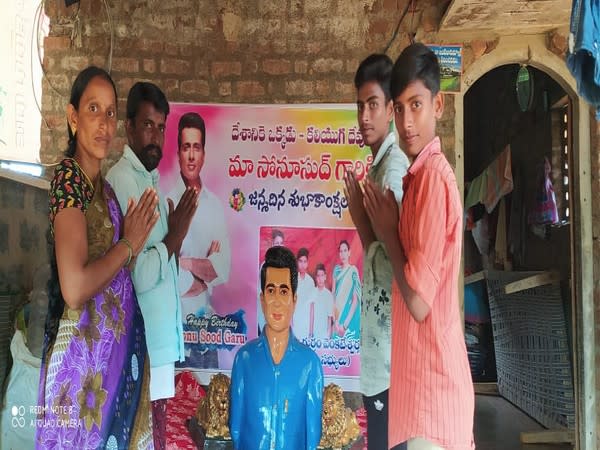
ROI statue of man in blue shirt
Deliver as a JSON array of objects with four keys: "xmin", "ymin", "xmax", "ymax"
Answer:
[{"xmin": 230, "ymin": 246, "xmax": 324, "ymax": 450}]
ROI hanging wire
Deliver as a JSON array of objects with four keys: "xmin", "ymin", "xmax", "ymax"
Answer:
[
  {"xmin": 383, "ymin": 0, "xmax": 414, "ymax": 54},
  {"xmin": 36, "ymin": 0, "xmax": 70, "ymax": 98},
  {"xmin": 31, "ymin": 0, "xmax": 50, "ymax": 130}
]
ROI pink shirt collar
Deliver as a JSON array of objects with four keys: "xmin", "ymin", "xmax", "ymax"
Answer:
[{"xmin": 407, "ymin": 136, "xmax": 442, "ymax": 176}]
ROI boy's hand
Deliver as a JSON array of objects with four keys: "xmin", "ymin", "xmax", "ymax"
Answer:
[
  {"xmin": 343, "ymin": 171, "xmax": 369, "ymax": 228},
  {"xmin": 363, "ymin": 177, "xmax": 399, "ymax": 245}
]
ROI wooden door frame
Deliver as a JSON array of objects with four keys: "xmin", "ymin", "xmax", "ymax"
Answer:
[{"xmin": 454, "ymin": 35, "xmax": 595, "ymax": 450}]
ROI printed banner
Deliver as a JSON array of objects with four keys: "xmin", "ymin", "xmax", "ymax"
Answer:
[
  {"xmin": 158, "ymin": 104, "xmax": 368, "ymax": 390},
  {"xmin": 427, "ymin": 44, "xmax": 462, "ymax": 93}
]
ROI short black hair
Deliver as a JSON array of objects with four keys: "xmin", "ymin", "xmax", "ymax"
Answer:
[
  {"xmin": 315, "ymin": 263, "xmax": 326, "ymax": 274},
  {"xmin": 126, "ymin": 82, "xmax": 169, "ymax": 122},
  {"xmin": 178, "ymin": 112, "xmax": 206, "ymax": 150},
  {"xmin": 297, "ymin": 247, "xmax": 309, "ymax": 259},
  {"xmin": 354, "ymin": 53, "xmax": 394, "ymax": 102},
  {"xmin": 260, "ymin": 246, "xmax": 298, "ymax": 295},
  {"xmin": 271, "ymin": 228, "xmax": 284, "ymax": 242},
  {"xmin": 391, "ymin": 43, "xmax": 440, "ymax": 100}
]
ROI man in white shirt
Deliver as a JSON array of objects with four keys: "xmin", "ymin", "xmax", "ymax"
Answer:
[
  {"xmin": 167, "ymin": 112, "xmax": 231, "ymax": 368},
  {"xmin": 107, "ymin": 82, "xmax": 198, "ymax": 449},
  {"xmin": 312, "ymin": 263, "xmax": 334, "ymax": 340},
  {"xmin": 292, "ymin": 247, "xmax": 315, "ymax": 341}
]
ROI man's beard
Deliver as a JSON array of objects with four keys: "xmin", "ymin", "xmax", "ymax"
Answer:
[{"xmin": 140, "ymin": 144, "xmax": 162, "ymax": 171}]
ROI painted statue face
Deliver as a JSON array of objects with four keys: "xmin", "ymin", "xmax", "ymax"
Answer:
[{"xmin": 260, "ymin": 267, "xmax": 296, "ymax": 334}]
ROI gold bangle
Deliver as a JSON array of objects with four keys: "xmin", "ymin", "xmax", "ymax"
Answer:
[{"xmin": 118, "ymin": 238, "xmax": 133, "ymax": 266}]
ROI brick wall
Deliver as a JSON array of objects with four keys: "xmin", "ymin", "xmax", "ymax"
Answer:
[
  {"xmin": 39, "ymin": 0, "xmax": 453, "ymax": 165},
  {"xmin": 0, "ymin": 178, "xmax": 48, "ymax": 295}
]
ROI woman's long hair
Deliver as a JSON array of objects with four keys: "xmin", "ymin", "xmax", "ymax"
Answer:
[{"xmin": 44, "ymin": 66, "xmax": 117, "ymax": 357}]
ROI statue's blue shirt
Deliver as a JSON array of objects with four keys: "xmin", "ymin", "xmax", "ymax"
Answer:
[{"xmin": 230, "ymin": 329, "xmax": 324, "ymax": 450}]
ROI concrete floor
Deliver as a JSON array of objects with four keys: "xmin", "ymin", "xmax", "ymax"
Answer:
[{"xmin": 474, "ymin": 395, "xmax": 573, "ymax": 450}]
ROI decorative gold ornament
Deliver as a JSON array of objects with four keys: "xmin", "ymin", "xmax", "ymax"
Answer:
[
  {"xmin": 318, "ymin": 383, "xmax": 361, "ymax": 450},
  {"xmin": 196, "ymin": 373, "xmax": 231, "ymax": 439}
]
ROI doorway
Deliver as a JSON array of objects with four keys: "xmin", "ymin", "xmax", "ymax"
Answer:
[
  {"xmin": 453, "ymin": 36, "xmax": 595, "ymax": 450},
  {"xmin": 463, "ymin": 63, "xmax": 574, "ymax": 449}
]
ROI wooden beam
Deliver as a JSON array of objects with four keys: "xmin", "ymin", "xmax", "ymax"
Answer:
[
  {"xmin": 552, "ymin": 94, "xmax": 569, "ymax": 110},
  {"xmin": 520, "ymin": 430, "xmax": 575, "ymax": 444},
  {"xmin": 503, "ymin": 271, "xmax": 561, "ymax": 295},
  {"xmin": 473, "ymin": 382, "xmax": 498, "ymax": 396},
  {"xmin": 464, "ymin": 270, "xmax": 486, "ymax": 285}
]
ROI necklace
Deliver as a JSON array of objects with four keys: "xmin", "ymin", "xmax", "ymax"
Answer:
[{"xmin": 68, "ymin": 157, "xmax": 96, "ymax": 191}]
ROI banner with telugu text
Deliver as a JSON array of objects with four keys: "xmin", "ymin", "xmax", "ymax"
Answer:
[{"xmin": 158, "ymin": 103, "xmax": 369, "ymax": 390}]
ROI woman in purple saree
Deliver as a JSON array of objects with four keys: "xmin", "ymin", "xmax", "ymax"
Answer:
[{"xmin": 36, "ymin": 66, "xmax": 159, "ymax": 450}]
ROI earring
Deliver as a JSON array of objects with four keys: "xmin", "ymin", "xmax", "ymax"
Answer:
[{"xmin": 71, "ymin": 125, "xmax": 76, "ymax": 135}]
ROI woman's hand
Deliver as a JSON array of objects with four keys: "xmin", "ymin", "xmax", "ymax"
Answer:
[{"xmin": 123, "ymin": 188, "xmax": 159, "ymax": 255}]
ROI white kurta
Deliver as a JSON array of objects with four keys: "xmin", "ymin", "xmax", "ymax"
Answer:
[{"xmin": 166, "ymin": 177, "xmax": 231, "ymax": 319}]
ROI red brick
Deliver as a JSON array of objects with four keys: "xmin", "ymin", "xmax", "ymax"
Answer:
[
  {"xmin": 164, "ymin": 42, "xmax": 179, "ymax": 56},
  {"xmin": 181, "ymin": 80, "xmax": 210, "ymax": 97},
  {"xmin": 116, "ymin": 78, "xmax": 135, "ymax": 97},
  {"xmin": 285, "ymin": 80, "xmax": 314, "ymax": 97},
  {"xmin": 112, "ymin": 57, "xmax": 140, "ymax": 73},
  {"xmin": 143, "ymin": 59, "xmax": 156, "ymax": 74},
  {"xmin": 212, "ymin": 61, "xmax": 242, "ymax": 78},
  {"xmin": 383, "ymin": 0, "xmax": 398, "ymax": 10},
  {"xmin": 295, "ymin": 61, "xmax": 308, "ymax": 74},
  {"xmin": 194, "ymin": 61, "xmax": 210, "ymax": 78},
  {"xmin": 346, "ymin": 58, "xmax": 360, "ymax": 73},
  {"xmin": 334, "ymin": 81, "xmax": 354, "ymax": 98},
  {"xmin": 91, "ymin": 55, "xmax": 106, "ymax": 67},
  {"xmin": 44, "ymin": 114, "xmax": 65, "ymax": 129},
  {"xmin": 245, "ymin": 61, "xmax": 259, "ymax": 74},
  {"xmin": 316, "ymin": 80, "xmax": 331, "ymax": 97},
  {"xmin": 43, "ymin": 56, "xmax": 56, "ymax": 72},
  {"xmin": 44, "ymin": 36, "xmax": 71, "ymax": 52},
  {"xmin": 306, "ymin": 42, "xmax": 321, "ymax": 55},
  {"xmin": 160, "ymin": 58, "xmax": 192, "ymax": 75},
  {"xmin": 370, "ymin": 19, "xmax": 390, "ymax": 35},
  {"xmin": 312, "ymin": 58, "xmax": 344, "ymax": 73},
  {"xmin": 272, "ymin": 39, "xmax": 287, "ymax": 55},
  {"xmin": 60, "ymin": 56, "xmax": 90, "ymax": 71},
  {"xmin": 163, "ymin": 79, "xmax": 180, "ymax": 97},
  {"xmin": 236, "ymin": 81, "xmax": 265, "ymax": 98},
  {"xmin": 133, "ymin": 39, "xmax": 164, "ymax": 54},
  {"xmin": 219, "ymin": 82, "xmax": 232, "ymax": 97},
  {"xmin": 43, "ymin": 74, "xmax": 71, "ymax": 94},
  {"xmin": 262, "ymin": 59, "xmax": 292, "ymax": 75},
  {"xmin": 180, "ymin": 45, "xmax": 193, "ymax": 57},
  {"xmin": 43, "ymin": 1, "xmax": 72, "ymax": 18}
]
